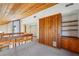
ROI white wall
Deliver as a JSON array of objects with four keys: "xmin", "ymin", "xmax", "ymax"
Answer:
[
  {"xmin": 25, "ymin": 24, "xmax": 31, "ymax": 33},
  {"xmin": 21, "ymin": 22, "xmax": 32, "ymax": 33},
  {"xmin": 21, "ymin": 18, "xmax": 39, "ymax": 39},
  {"xmin": 21, "ymin": 15, "xmax": 39, "ymax": 39},
  {"xmin": 30, "ymin": 25, "xmax": 38, "ymax": 36},
  {"xmin": 21, "ymin": 23, "xmax": 24, "ymax": 32},
  {"xmin": 21, "ymin": 3, "xmax": 79, "ymax": 39},
  {"xmin": 7, "ymin": 22, "xmax": 12, "ymax": 33},
  {"xmin": 0, "ymin": 21, "xmax": 12, "ymax": 33},
  {"xmin": 0, "ymin": 24, "xmax": 8, "ymax": 33},
  {"xmin": 78, "ymin": 12, "xmax": 79, "ymax": 37}
]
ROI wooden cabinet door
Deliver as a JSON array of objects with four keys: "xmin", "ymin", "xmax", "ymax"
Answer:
[
  {"xmin": 69, "ymin": 39, "xmax": 79, "ymax": 53},
  {"xmin": 61, "ymin": 38, "xmax": 69, "ymax": 49},
  {"xmin": 61, "ymin": 37, "xmax": 79, "ymax": 53}
]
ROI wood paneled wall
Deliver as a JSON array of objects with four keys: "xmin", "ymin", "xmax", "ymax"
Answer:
[{"xmin": 39, "ymin": 13, "xmax": 62, "ymax": 48}]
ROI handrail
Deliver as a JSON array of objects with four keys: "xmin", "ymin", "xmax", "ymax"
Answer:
[{"xmin": 0, "ymin": 33, "xmax": 33, "ymax": 49}]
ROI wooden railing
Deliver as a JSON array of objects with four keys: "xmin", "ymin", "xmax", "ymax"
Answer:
[{"xmin": 0, "ymin": 33, "xmax": 33, "ymax": 49}]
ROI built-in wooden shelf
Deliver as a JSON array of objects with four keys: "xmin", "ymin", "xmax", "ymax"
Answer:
[
  {"xmin": 62, "ymin": 14, "xmax": 79, "ymax": 38},
  {"xmin": 62, "ymin": 36, "xmax": 78, "ymax": 38},
  {"xmin": 62, "ymin": 29, "xmax": 78, "ymax": 31},
  {"xmin": 62, "ymin": 20, "xmax": 78, "ymax": 23},
  {"xmin": 62, "ymin": 24, "xmax": 78, "ymax": 27},
  {"xmin": 62, "ymin": 20, "xmax": 78, "ymax": 31}
]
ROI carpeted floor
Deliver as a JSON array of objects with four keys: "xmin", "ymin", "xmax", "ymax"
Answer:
[{"xmin": 0, "ymin": 41, "xmax": 79, "ymax": 56}]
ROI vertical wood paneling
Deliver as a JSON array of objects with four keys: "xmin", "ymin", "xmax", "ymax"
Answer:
[
  {"xmin": 39, "ymin": 18, "xmax": 45, "ymax": 44},
  {"xmin": 39, "ymin": 13, "xmax": 62, "ymax": 48},
  {"xmin": 57, "ymin": 14, "xmax": 62, "ymax": 48}
]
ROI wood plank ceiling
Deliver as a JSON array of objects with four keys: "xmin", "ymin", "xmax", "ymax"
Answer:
[{"xmin": 0, "ymin": 3, "xmax": 57, "ymax": 25}]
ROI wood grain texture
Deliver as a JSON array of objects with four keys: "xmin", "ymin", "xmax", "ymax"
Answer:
[
  {"xmin": 0, "ymin": 3, "xmax": 57, "ymax": 25},
  {"xmin": 0, "ymin": 33, "xmax": 33, "ymax": 48},
  {"xmin": 61, "ymin": 37, "xmax": 79, "ymax": 53},
  {"xmin": 39, "ymin": 13, "xmax": 62, "ymax": 48}
]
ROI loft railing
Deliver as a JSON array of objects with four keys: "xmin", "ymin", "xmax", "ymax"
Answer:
[{"xmin": 0, "ymin": 33, "xmax": 33, "ymax": 50}]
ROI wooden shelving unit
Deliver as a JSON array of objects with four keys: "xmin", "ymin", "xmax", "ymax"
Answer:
[
  {"xmin": 62, "ymin": 20, "xmax": 78, "ymax": 23},
  {"xmin": 62, "ymin": 20, "xmax": 78, "ymax": 37}
]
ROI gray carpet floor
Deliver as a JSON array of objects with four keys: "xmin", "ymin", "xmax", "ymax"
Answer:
[{"xmin": 0, "ymin": 41, "xmax": 79, "ymax": 56}]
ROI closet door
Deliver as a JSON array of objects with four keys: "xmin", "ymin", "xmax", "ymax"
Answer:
[
  {"xmin": 39, "ymin": 18, "xmax": 45, "ymax": 44},
  {"xmin": 44, "ymin": 16, "xmax": 53, "ymax": 46},
  {"xmin": 39, "ymin": 16, "xmax": 53, "ymax": 46},
  {"xmin": 39, "ymin": 13, "xmax": 61, "ymax": 48},
  {"xmin": 52, "ymin": 14, "xmax": 61, "ymax": 48}
]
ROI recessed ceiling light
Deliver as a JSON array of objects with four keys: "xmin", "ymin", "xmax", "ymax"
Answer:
[{"xmin": 34, "ymin": 16, "xmax": 36, "ymax": 18}]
